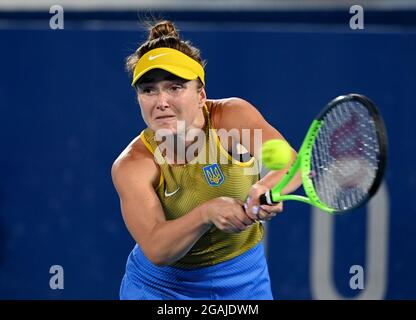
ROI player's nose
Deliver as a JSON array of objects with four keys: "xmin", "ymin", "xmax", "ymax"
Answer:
[{"xmin": 156, "ymin": 91, "xmax": 170, "ymax": 110}]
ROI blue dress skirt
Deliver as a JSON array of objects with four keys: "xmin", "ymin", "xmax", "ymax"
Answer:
[{"xmin": 119, "ymin": 241, "xmax": 273, "ymax": 300}]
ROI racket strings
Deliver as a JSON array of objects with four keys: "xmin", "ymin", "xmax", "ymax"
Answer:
[{"xmin": 311, "ymin": 100, "xmax": 380, "ymax": 211}]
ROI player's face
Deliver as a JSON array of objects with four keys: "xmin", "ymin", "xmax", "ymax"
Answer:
[{"xmin": 136, "ymin": 69, "xmax": 206, "ymax": 135}]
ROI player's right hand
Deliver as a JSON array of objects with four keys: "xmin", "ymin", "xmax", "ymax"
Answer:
[{"xmin": 203, "ymin": 197, "xmax": 255, "ymax": 233}]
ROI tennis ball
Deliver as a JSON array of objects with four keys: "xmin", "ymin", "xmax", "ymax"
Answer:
[{"xmin": 261, "ymin": 139, "xmax": 292, "ymax": 170}]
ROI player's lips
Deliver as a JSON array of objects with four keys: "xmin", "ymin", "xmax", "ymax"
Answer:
[{"xmin": 155, "ymin": 115, "xmax": 176, "ymax": 120}]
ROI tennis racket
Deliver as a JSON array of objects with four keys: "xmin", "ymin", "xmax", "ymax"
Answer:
[{"xmin": 260, "ymin": 93, "xmax": 388, "ymax": 214}]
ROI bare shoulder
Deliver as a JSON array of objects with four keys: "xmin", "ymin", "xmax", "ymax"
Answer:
[
  {"xmin": 111, "ymin": 135, "xmax": 160, "ymax": 193},
  {"xmin": 208, "ymin": 97, "xmax": 265, "ymax": 130}
]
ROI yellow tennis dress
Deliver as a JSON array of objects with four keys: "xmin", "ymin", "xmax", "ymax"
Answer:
[{"xmin": 139, "ymin": 101, "xmax": 264, "ymax": 268}]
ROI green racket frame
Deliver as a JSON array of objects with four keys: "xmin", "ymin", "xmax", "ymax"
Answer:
[
  {"xmin": 260, "ymin": 93, "xmax": 388, "ymax": 214},
  {"xmin": 263, "ymin": 120, "xmax": 335, "ymax": 213}
]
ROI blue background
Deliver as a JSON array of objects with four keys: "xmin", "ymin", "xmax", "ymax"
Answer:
[{"xmin": 0, "ymin": 11, "xmax": 415, "ymax": 299}]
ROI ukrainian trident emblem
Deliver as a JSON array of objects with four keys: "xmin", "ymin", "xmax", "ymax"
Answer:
[{"xmin": 202, "ymin": 164, "xmax": 225, "ymax": 186}]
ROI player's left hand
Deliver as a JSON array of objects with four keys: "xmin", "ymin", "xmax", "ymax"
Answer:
[
  {"xmin": 244, "ymin": 183, "xmax": 284, "ymax": 222},
  {"xmin": 256, "ymin": 202, "xmax": 283, "ymax": 222}
]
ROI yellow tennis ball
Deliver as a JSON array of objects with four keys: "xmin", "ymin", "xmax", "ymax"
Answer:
[{"xmin": 261, "ymin": 139, "xmax": 292, "ymax": 170}]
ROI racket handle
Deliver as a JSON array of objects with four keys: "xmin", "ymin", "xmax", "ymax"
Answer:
[{"xmin": 260, "ymin": 191, "xmax": 280, "ymax": 205}]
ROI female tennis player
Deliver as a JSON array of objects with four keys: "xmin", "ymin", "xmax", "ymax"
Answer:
[{"xmin": 112, "ymin": 20, "xmax": 302, "ymax": 300}]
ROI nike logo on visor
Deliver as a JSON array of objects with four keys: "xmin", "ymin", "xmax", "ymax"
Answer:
[{"xmin": 149, "ymin": 53, "xmax": 169, "ymax": 60}]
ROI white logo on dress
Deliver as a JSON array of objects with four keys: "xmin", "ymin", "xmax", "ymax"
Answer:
[{"xmin": 164, "ymin": 187, "xmax": 180, "ymax": 197}]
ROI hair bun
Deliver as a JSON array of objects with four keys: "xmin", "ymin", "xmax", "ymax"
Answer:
[{"xmin": 149, "ymin": 20, "xmax": 179, "ymax": 41}]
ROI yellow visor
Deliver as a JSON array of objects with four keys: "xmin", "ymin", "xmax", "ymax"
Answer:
[{"xmin": 131, "ymin": 47, "xmax": 205, "ymax": 87}]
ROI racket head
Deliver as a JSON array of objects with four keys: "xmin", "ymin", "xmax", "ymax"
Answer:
[{"xmin": 302, "ymin": 93, "xmax": 388, "ymax": 213}]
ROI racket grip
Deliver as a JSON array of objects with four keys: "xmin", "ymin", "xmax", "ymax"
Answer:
[{"xmin": 260, "ymin": 191, "xmax": 275, "ymax": 205}]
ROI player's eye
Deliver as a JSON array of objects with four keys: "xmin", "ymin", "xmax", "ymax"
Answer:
[
  {"xmin": 139, "ymin": 87, "xmax": 156, "ymax": 95},
  {"xmin": 169, "ymin": 84, "xmax": 184, "ymax": 92}
]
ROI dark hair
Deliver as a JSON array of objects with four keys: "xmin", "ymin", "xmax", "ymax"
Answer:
[{"xmin": 126, "ymin": 20, "xmax": 206, "ymax": 87}]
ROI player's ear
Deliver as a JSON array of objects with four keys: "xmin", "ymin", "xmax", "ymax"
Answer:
[{"xmin": 198, "ymin": 84, "xmax": 206, "ymax": 108}]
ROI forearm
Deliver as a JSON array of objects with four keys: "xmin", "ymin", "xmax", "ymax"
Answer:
[
  {"xmin": 144, "ymin": 203, "xmax": 212, "ymax": 266},
  {"xmin": 258, "ymin": 168, "xmax": 302, "ymax": 195}
]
